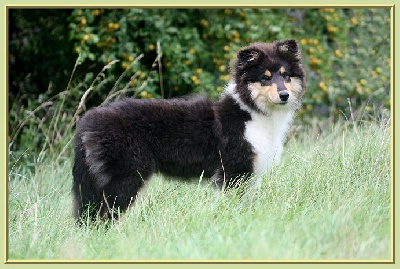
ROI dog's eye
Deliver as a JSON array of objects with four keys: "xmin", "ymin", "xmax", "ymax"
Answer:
[
  {"xmin": 260, "ymin": 75, "xmax": 271, "ymax": 83},
  {"xmin": 281, "ymin": 72, "xmax": 291, "ymax": 81}
]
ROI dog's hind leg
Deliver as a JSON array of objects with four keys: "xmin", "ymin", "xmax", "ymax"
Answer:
[
  {"xmin": 100, "ymin": 171, "xmax": 152, "ymax": 220},
  {"xmin": 74, "ymin": 127, "xmax": 156, "ymax": 222}
]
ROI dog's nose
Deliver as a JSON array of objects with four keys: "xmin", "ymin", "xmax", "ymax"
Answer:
[{"xmin": 279, "ymin": 91, "xmax": 289, "ymax": 102}]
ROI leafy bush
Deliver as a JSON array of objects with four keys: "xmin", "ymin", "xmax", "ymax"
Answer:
[{"xmin": 69, "ymin": 8, "xmax": 390, "ymax": 116}]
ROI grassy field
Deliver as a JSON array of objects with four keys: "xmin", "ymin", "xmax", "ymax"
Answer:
[{"xmin": 7, "ymin": 120, "xmax": 391, "ymax": 261}]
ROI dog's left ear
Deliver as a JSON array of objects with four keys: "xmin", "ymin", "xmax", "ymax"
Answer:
[
  {"xmin": 276, "ymin": 40, "xmax": 301, "ymax": 61},
  {"xmin": 237, "ymin": 47, "xmax": 262, "ymax": 69}
]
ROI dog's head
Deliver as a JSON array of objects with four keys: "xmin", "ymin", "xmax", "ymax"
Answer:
[{"xmin": 231, "ymin": 40, "xmax": 306, "ymax": 114}]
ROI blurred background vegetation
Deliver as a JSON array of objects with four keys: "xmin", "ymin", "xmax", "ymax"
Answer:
[{"xmin": 8, "ymin": 8, "xmax": 391, "ymax": 158}]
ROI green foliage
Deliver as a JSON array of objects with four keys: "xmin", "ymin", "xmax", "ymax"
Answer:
[
  {"xmin": 9, "ymin": 8, "xmax": 391, "ymax": 154},
  {"xmin": 296, "ymin": 9, "xmax": 391, "ymax": 120},
  {"xmin": 69, "ymin": 8, "xmax": 390, "ymax": 114}
]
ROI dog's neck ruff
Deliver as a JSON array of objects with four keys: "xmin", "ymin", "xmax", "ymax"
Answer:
[{"xmin": 224, "ymin": 82, "xmax": 254, "ymax": 115}]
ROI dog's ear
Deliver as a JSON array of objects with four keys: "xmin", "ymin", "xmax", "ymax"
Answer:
[
  {"xmin": 276, "ymin": 40, "xmax": 301, "ymax": 61},
  {"xmin": 237, "ymin": 47, "xmax": 262, "ymax": 69}
]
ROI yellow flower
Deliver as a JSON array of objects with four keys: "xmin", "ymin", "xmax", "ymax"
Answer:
[
  {"xmin": 300, "ymin": 39, "xmax": 307, "ymax": 46},
  {"xmin": 360, "ymin": 79, "xmax": 367, "ymax": 85},
  {"xmin": 196, "ymin": 68, "xmax": 203, "ymax": 75},
  {"xmin": 333, "ymin": 13, "xmax": 340, "ymax": 21},
  {"xmin": 122, "ymin": 62, "xmax": 129, "ymax": 69},
  {"xmin": 128, "ymin": 56, "xmax": 135, "ymax": 62},
  {"xmin": 140, "ymin": 91, "xmax": 148, "ymax": 98},
  {"xmin": 200, "ymin": 19, "xmax": 209, "ymax": 28},
  {"xmin": 321, "ymin": 8, "xmax": 335, "ymax": 13},
  {"xmin": 219, "ymin": 65, "xmax": 226, "ymax": 72},
  {"xmin": 130, "ymin": 78, "xmax": 138, "ymax": 86},
  {"xmin": 224, "ymin": 9, "xmax": 233, "ymax": 15},
  {"xmin": 334, "ymin": 50, "xmax": 343, "ymax": 58},
  {"xmin": 319, "ymin": 81, "xmax": 328, "ymax": 93},
  {"xmin": 231, "ymin": 31, "xmax": 240, "ymax": 39},
  {"xmin": 327, "ymin": 25, "xmax": 339, "ymax": 33},
  {"xmin": 310, "ymin": 55, "xmax": 322, "ymax": 65},
  {"xmin": 84, "ymin": 34, "xmax": 90, "ymax": 41},
  {"xmin": 189, "ymin": 49, "xmax": 196, "ymax": 54},
  {"xmin": 148, "ymin": 44, "xmax": 155, "ymax": 50},
  {"xmin": 81, "ymin": 18, "xmax": 87, "ymax": 25},
  {"xmin": 219, "ymin": 75, "xmax": 230, "ymax": 81},
  {"xmin": 350, "ymin": 17, "xmax": 358, "ymax": 25},
  {"xmin": 92, "ymin": 10, "xmax": 100, "ymax": 16},
  {"xmin": 191, "ymin": 75, "xmax": 200, "ymax": 86}
]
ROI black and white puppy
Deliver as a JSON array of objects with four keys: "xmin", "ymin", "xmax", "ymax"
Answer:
[{"xmin": 72, "ymin": 40, "xmax": 306, "ymax": 221}]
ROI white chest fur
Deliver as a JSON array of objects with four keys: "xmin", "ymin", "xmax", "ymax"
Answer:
[
  {"xmin": 224, "ymin": 82, "xmax": 294, "ymax": 177},
  {"xmin": 244, "ymin": 111, "xmax": 293, "ymax": 177}
]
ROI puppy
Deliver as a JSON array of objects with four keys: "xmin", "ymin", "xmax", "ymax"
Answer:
[{"xmin": 72, "ymin": 40, "xmax": 306, "ymax": 221}]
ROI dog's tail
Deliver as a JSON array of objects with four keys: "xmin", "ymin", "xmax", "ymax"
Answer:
[{"xmin": 71, "ymin": 134, "xmax": 103, "ymax": 224}]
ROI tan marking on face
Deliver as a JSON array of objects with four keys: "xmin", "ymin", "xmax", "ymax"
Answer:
[
  {"xmin": 249, "ymin": 82, "xmax": 280, "ymax": 104},
  {"xmin": 280, "ymin": 66, "xmax": 286, "ymax": 74},
  {"xmin": 264, "ymin": 70, "xmax": 272, "ymax": 77}
]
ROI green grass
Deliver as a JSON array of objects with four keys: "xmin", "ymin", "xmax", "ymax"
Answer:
[{"xmin": 7, "ymin": 120, "xmax": 391, "ymax": 261}]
